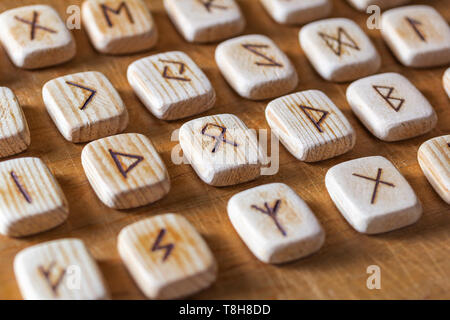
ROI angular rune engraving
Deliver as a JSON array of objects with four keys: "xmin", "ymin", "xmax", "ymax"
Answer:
[
  {"xmin": 11, "ymin": 171, "xmax": 32, "ymax": 204},
  {"xmin": 405, "ymin": 17, "xmax": 426, "ymax": 42},
  {"xmin": 298, "ymin": 105, "xmax": 329, "ymax": 133},
  {"xmin": 108, "ymin": 149, "xmax": 144, "ymax": 178},
  {"xmin": 38, "ymin": 262, "xmax": 66, "ymax": 296},
  {"xmin": 14, "ymin": 11, "xmax": 57, "ymax": 40},
  {"xmin": 101, "ymin": 2, "xmax": 134, "ymax": 28},
  {"xmin": 242, "ymin": 44, "xmax": 283, "ymax": 67},
  {"xmin": 159, "ymin": 59, "xmax": 191, "ymax": 82},
  {"xmin": 251, "ymin": 200, "xmax": 286, "ymax": 236},
  {"xmin": 318, "ymin": 27, "xmax": 360, "ymax": 56},
  {"xmin": 198, "ymin": 0, "xmax": 228, "ymax": 12},
  {"xmin": 151, "ymin": 228, "xmax": 174, "ymax": 262},
  {"xmin": 352, "ymin": 168, "xmax": 395, "ymax": 204},
  {"xmin": 66, "ymin": 81, "xmax": 97, "ymax": 110},
  {"xmin": 373, "ymin": 85, "xmax": 405, "ymax": 112},
  {"xmin": 201, "ymin": 123, "xmax": 239, "ymax": 153}
]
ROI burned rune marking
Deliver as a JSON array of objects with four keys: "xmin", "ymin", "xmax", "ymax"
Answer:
[
  {"xmin": 405, "ymin": 17, "xmax": 426, "ymax": 42},
  {"xmin": 151, "ymin": 228, "xmax": 174, "ymax": 262},
  {"xmin": 38, "ymin": 262, "xmax": 66, "ymax": 296},
  {"xmin": 159, "ymin": 59, "xmax": 191, "ymax": 82},
  {"xmin": 318, "ymin": 27, "xmax": 360, "ymax": 56},
  {"xmin": 66, "ymin": 81, "xmax": 97, "ymax": 110},
  {"xmin": 198, "ymin": 0, "xmax": 227, "ymax": 12},
  {"xmin": 298, "ymin": 105, "xmax": 329, "ymax": 133},
  {"xmin": 242, "ymin": 44, "xmax": 283, "ymax": 67},
  {"xmin": 251, "ymin": 200, "xmax": 286, "ymax": 236},
  {"xmin": 11, "ymin": 171, "xmax": 32, "ymax": 204},
  {"xmin": 14, "ymin": 11, "xmax": 57, "ymax": 40},
  {"xmin": 101, "ymin": 2, "xmax": 134, "ymax": 27},
  {"xmin": 352, "ymin": 168, "xmax": 395, "ymax": 204},
  {"xmin": 108, "ymin": 149, "xmax": 144, "ymax": 178},
  {"xmin": 201, "ymin": 123, "xmax": 238, "ymax": 153},
  {"xmin": 373, "ymin": 85, "xmax": 405, "ymax": 112}
]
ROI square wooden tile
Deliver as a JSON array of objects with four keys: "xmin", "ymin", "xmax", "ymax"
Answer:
[
  {"xmin": 346, "ymin": 0, "xmax": 410, "ymax": 11},
  {"xmin": 299, "ymin": 17, "xmax": 380, "ymax": 82},
  {"xmin": 215, "ymin": 34, "xmax": 298, "ymax": 100},
  {"xmin": 228, "ymin": 183, "xmax": 325, "ymax": 264},
  {"xmin": 0, "ymin": 5, "xmax": 76, "ymax": 69},
  {"xmin": 325, "ymin": 156, "xmax": 422, "ymax": 234},
  {"xmin": 0, "ymin": 87, "xmax": 30, "ymax": 158},
  {"xmin": 118, "ymin": 214, "xmax": 217, "ymax": 299},
  {"xmin": 0, "ymin": 157, "xmax": 69, "ymax": 237},
  {"xmin": 164, "ymin": 0, "xmax": 245, "ymax": 43},
  {"xmin": 82, "ymin": 0, "xmax": 158, "ymax": 54},
  {"xmin": 81, "ymin": 133, "xmax": 170, "ymax": 209},
  {"xmin": 346, "ymin": 72, "xmax": 437, "ymax": 141},
  {"xmin": 418, "ymin": 135, "xmax": 450, "ymax": 204},
  {"xmin": 43, "ymin": 71, "xmax": 129, "ymax": 143},
  {"xmin": 260, "ymin": 0, "xmax": 332, "ymax": 25},
  {"xmin": 265, "ymin": 90, "xmax": 355, "ymax": 162},
  {"xmin": 381, "ymin": 5, "xmax": 450, "ymax": 67},
  {"xmin": 179, "ymin": 114, "xmax": 262, "ymax": 186},
  {"xmin": 127, "ymin": 51, "xmax": 216, "ymax": 120},
  {"xmin": 14, "ymin": 239, "xmax": 109, "ymax": 300}
]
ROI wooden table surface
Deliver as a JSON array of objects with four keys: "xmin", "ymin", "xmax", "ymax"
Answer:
[{"xmin": 0, "ymin": 0, "xmax": 449, "ymax": 300}]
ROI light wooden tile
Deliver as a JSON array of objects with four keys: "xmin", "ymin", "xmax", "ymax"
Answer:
[
  {"xmin": 82, "ymin": 0, "xmax": 158, "ymax": 54},
  {"xmin": 265, "ymin": 90, "xmax": 355, "ymax": 162},
  {"xmin": 14, "ymin": 239, "xmax": 110, "ymax": 300},
  {"xmin": 299, "ymin": 17, "xmax": 381, "ymax": 82},
  {"xmin": 215, "ymin": 34, "xmax": 298, "ymax": 100},
  {"xmin": 0, "ymin": 157, "xmax": 69, "ymax": 237},
  {"xmin": 325, "ymin": 156, "xmax": 422, "ymax": 234},
  {"xmin": 81, "ymin": 133, "xmax": 170, "ymax": 209},
  {"xmin": 260, "ymin": 0, "xmax": 332, "ymax": 25},
  {"xmin": 164, "ymin": 0, "xmax": 245, "ymax": 43},
  {"xmin": 179, "ymin": 114, "xmax": 262, "ymax": 186},
  {"xmin": 228, "ymin": 183, "xmax": 325, "ymax": 264},
  {"xmin": 381, "ymin": 5, "xmax": 450, "ymax": 68},
  {"xmin": 346, "ymin": 0, "xmax": 410, "ymax": 11},
  {"xmin": 43, "ymin": 71, "xmax": 129, "ymax": 143},
  {"xmin": 346, "ymin": 72, "xmax": 437, "ymax": 142},
  {"xmin": 444, "ymin": 68, "xmax": 450, "ymax": 99},
  {"xmin": 418, "ymin": 135, "xmax": 450, "ymax": 204},
  {"xmin": 0, "ymin": 5, "xmax": 76, "ymax": 69},
  {"xmin": 127, "ymin": 51, "xmax": 216, "ymax": 120},
  {"xmin": 118, "ymin": 214, "xmax": 217, "ymax": 299},
  {"xmin": 0, "ymin": 87, "xmax": 30, "ymax": 158}
]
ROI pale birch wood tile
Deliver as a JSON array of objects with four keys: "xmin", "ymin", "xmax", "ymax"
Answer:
[
  {"xmin": 346, "ymin": 72, "xmax": 437, "ymax": 142},
  {"xmin": 81, "ymin": 133, "xmax": 170, "ymax": 209},
  {"xmin": 260, "ymin": 0, "xmax": 332, "ymax": 25},
  {"xmin": 127, "ymin": 51, "xmax": 216, "ymax": 120},
  {"xmin": 164, "ymin": 0, "xmax": 245, "ymax": 43},
  {"xmin": 215, "ymin": 34, "xmax": 298, "ymax": 100},
  {"xmin": 265, "ymin": 90, "xmax": 355, "ymax": 162},
  {"xmin": 299, "ymin": 17, "xmax": 380, "ymax": 82},
  {"xmin": 228, "ymin": 183, "xmax": 325, "ymax": 264},
  {"xmin": 14, "ymin": 238, "xmax": 110, "ymax": 300},
  {"xmin": 179, "ymin": 114, "xmax": 262, "ymax": 186},
  {"xmin": 0, "ymin": 5, "xmax": 76, "ymax": 69},
  {"xmin": 418, "ymin": 135, "xmax": 450, "ymax": 204},
  {"xmin": 0, "ymin": 157, "xmax": 69, "ymax": 237},
  {"xmin": 444, "ymin": 68, "xmax": 450, "ymax": 99},
  {"xmin": 82, "ymin": 0, "xmax": 158, "ymax": 54},
  {"xmin": 346, "ymin": 0, "xmax": 410, "ymax": 11},
  {"xmin": 0, "ymin": 87, "xmax": 30, "ymax": 158},
  {"xmin": 43, "ymin": 71, "xmax": 129, "ymax": 143},
  {"xmin": 381, "ymin": 5, "xmax": 450, "ymax": 68},
  {"xmin": 118, "ymin": 213, "xmax": 217, "ymax": 299},
  {"xmin": 325, "ymin": 156, "xmax": 422, "ymax": 234}
]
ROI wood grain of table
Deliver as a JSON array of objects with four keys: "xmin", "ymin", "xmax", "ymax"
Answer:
[{"xmin": 0, "ymin": 0, "xmax": 448, "ymax": 300}]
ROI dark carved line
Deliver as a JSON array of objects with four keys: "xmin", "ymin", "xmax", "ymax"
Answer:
[
  {"xmin": 242, "ymin": 44, "xmax": 283, "ymax": 67},
  {"xmin": 108, "ymin": 149, "xmax": 144, "ymax": 178},
  {"xmin": 201, "ymin": 123, "xmax": 238, "ymax": 153},
  {"xmin": 352, "ymin": 168, "xmax": 395, "ymax": 204},
  {"xmin": 66, "ymin": 81, "xmax": 97, "ymax": 110},
  {"xmin": 159, "ymin": 59, "xmax": 191, "ymax": 81},
  {"xmin": 373, "ymin": 85, "xmax": 405, "ymax": 112},
  {"xmin": 405, "ymin": 17, "xmax": 426, "ymax": 42},
  {"xmin": 101, "ymin": 2, "xmax": 134, "ymax": 28},
  {"xmin": 251, "ymin": 200, "xmax": 286, "ymax": 236},
  {"xmin": 38, "ymin": 262, "xmax": 66, "ymax": 296},
  {"xmin": 318, "ymin": 27, "xmax": 360, "ymax": 56},
  {"xmin": 11, "ymin": 171, "xmax": 32, "ymax": 204},
  {"xmin": 151, "ymin": 228, "xmax": 174, "ymax": 262},
  {"xmin": 14, "ymin": 11, "xmax": 57, "ymax": 40},
  {"xmin": 299, "ymin": 105, "xmax": 329, "ymax": 133},
  {"xmin": 199, "ymin": 0, "xmax": 228, "ymax": 12}
]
